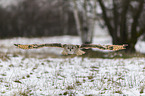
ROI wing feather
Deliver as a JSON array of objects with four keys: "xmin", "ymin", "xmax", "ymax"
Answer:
[
  {"xmin": 81, "ymin": 44, "xmax": 128, "ymax": 51},
  {"xmin": 44, "ymin": 43, "xmax": 62, "ymax": 48},
  {"xmin": 14, "ymin": 43, "xmax": 63, "ymax": 49}
]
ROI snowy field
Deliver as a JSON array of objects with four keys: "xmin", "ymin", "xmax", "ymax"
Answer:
[
  {"xmin": 0, "ymin": 33, "xmax": 145, "ymax": 96},
  {"xmin": 0, "ymin": 0, "xmax": 145, "ymax": 95},
  {"xmin": 0, "ymin": 54, "xmax": 145, "ymax": 96},
  {"xmin": 0, "ymin": 23, "xmax": 145, "ymax": 96}
]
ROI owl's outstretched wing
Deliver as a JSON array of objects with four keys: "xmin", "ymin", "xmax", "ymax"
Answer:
[
  {"xmin": 14, "ymin": 43, "xmax": 63, "ymax": 49},
  {"xmin": 80, "ymin": 44, "xmax": 128, "ymax": 51}
]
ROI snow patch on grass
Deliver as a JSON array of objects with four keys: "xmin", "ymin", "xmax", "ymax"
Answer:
[
  {"xmin": 0, "ymin": 34, "xmax": 145, "ymax": 95},
  {"xmin": 0, "ymin": 55, "xmax": 145, "ymax": 95}
]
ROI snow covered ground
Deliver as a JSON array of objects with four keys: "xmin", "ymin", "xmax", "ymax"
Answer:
[
  {"xmin": 0, "ymin": 22, "xmax": 144, "ymax": 96},
  {"xmin": 0, "ymin": 0, "xmax": 145, "ymax": 95},
  {"xmin": 0, "ymin": 55, "xmax": 145, "ymax": 96},
  {"xmin": 0, "ymin": 32, "xmax": 145, "ymax": 96}
]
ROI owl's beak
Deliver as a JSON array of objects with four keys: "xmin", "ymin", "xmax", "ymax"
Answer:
[{"xmin": 70, "ymin": 49, "xmax": 71, "ymax": 51}]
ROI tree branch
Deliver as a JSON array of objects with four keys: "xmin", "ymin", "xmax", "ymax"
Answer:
[
  {"xmin": 120, "ymin": 0, "xmax": 130, "ymax": 43},
  {"xmin": 137, "ymin": 28, "xmax": 145, "ymax": 38},
  {"xmin": 98, "ymin": 0, "xmax": 114, "ymax": 37},
  {"xmin": 131, "ymin": 0, "xmax": 144, "ymax": 39},
  {"xmin": 88, "ymin": 0, "xmax": 97, "ymax": 44},
  {"xmin": 112, "ymin": 0, "xmax": 119, "ymax": 44},
  {"xmin": 73, "ymin": 0, "xmax": 82, "ymax": 37}
]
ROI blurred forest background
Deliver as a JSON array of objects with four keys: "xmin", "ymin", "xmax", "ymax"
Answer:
[{"xmin": 0, "ymin": 0, "xmax": 145, "ymax": 52}]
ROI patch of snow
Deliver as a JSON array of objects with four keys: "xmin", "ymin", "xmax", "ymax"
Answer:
[
  {"xmin": 0, "ymin": 56, "xmax": 145, "ymax": 95},
  {"xmin": 135, "ymin": 40, "xmax": 145, "ymax": 54}
]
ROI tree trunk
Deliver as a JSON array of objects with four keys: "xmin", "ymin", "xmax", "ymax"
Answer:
[
  {"xmin": 98, "ymin": 0, "xmax": 145, "ymax": 53},
  {"xmin": 73, "ymin": 0, "xmax": 95, "ymax": 44},
  {"xmin": 73, "ymin": 0, "xmax": 82, "ymax": 37},
  {"xmin": 112, "ymin": 0, "xmax": 119, "ymax": 44}
]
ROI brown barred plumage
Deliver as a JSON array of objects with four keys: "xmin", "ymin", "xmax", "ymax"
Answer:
[
  {"xmin": 14, "ymin": 43, "xmax": 128, "ymax": 55},
  {"xmin": 14, "ymin": 44, "xmax": 45, "ymax": 49}
]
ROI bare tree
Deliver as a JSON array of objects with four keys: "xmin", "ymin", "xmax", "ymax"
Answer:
[
  {"xmin": 72, "ymin": 0, "xmax": 97, "ymax": 44},
  {"xmin": 98, "ymin": 0, "xmax": 145, "ymax": 52},
  {"xmin": 0, "ymin": 0, "xmax": 77, "ymax": 38}
]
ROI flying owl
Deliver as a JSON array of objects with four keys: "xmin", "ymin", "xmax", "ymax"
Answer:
[{"xmin": 14, "ymin": 43, "xmax": 128, "ymax": 55}]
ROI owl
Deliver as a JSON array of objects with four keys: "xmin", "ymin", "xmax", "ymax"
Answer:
[{"xmin": 14, "ymin": 43, "xmax": 128, "ymax": 55}]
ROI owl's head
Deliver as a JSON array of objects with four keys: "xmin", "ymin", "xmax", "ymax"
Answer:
[{"xmin": 63, "ymin": 44, "xmax": 79, "ymax": 54}]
